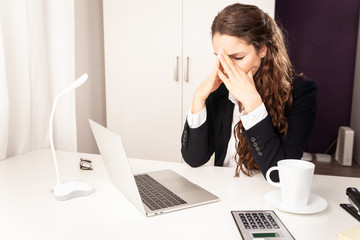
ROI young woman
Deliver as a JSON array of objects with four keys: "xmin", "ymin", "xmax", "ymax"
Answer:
[{"xmin": 181, "ymin": 3, "xmax": 318, "ymax": 181}]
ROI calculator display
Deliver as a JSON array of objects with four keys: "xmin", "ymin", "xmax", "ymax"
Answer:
[{"xmin": 252, "ymin": 233, "xmax": 280, "ymax": 238}]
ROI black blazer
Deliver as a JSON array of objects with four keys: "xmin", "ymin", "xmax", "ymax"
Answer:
[{"xmin": 181, "ymin": 76, "xmax": 318, "ymax": 181}]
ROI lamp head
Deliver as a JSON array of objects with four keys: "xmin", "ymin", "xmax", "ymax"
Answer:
[{"xmin": 57, "ymin": 73, "xmax": 88, "ymax": 98}]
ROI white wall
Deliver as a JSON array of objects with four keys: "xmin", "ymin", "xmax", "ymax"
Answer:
[
  {"xmin": 350, "ymin": 12, "xmax": 360, "ymax": 165},
  {"xmin": 75, "ymin": 0, "xmax": 106, "ymax": 154}
]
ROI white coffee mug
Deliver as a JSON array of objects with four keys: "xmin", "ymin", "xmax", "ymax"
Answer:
[{"xmin": 266, "ymin": 159, "xmax": 315, "ymax": 208}]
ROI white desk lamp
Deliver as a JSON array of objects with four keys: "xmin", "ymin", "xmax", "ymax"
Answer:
[{"xmin": 49, "ymin": 73, "xmax": 94, "ymax": 200}]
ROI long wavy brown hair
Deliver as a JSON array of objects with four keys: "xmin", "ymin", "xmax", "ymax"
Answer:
[{"xmin": 211, "ymin": 4, "xmax": 294, "ymax": 177}]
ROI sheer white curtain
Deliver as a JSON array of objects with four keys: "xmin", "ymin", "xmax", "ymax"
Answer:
[{"xmin": 0, "ymin": 0, "xmax": 77, "ymax": 160}]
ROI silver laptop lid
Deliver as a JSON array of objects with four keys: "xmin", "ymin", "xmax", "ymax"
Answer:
[{"xmin": 89, "ymin": 119, "xmax": 146, "ymax": 215}]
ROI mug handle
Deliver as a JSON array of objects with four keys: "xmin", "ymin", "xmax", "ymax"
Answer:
[{"xmin": 266, "ymin": 166, "xmax": 281, "ymax": 187}]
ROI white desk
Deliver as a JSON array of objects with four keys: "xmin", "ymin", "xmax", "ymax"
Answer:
[{"xmin": 0, "ymin": 149, "xmax": 359, "ymax": 240}]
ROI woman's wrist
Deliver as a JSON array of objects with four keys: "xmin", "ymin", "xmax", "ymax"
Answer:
[
  {"xmin": 191, "ymin": 97, "xmax": 206, "ymax": 114},
  {"xmin": 191, "ymin": 89, "xmax": 208, "ymax": 114},
  {"xmin": 243, "ymin": 95, "xmax": 263, "ymax": 114}
]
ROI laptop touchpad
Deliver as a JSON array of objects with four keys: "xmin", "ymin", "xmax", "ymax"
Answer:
[
  {"xmin": 147, "ymin": 170, "xmax": 201, "ymax": 193},
  {"xmin": 165, "ymin": 178, "xmax": 201, "ymax": 193}
]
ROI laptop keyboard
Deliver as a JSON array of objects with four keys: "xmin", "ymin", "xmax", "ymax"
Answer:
[{"xmin": 134, "ymin": 174, "xmax": 187, "ymax": 211}]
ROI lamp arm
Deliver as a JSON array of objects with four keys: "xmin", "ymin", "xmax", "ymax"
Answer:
[{"xmin": 49, "ymin": 73, "xmax": 88, "ymax": 185}]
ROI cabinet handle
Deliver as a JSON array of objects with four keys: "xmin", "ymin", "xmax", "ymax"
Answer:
[
  {"xmin": 174, "ymin": 56, "xmax": 179, "ymax": 81},
  {"xmin": 184, "ymin": 56, "xmax": 189, "ymax": 82}
]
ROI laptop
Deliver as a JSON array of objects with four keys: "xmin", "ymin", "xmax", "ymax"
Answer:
[{"xmin": 89, "ymin": 119, "xmax": 219, "ymax": 216}]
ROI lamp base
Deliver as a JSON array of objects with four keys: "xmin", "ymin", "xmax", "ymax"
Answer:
[{"xmin": 52, "ymin": 181, "xmax": 94, "ymax": 201}]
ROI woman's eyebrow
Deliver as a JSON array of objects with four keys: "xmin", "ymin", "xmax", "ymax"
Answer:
[
  {"xmin": 228, "ymin": 51, "xmax": 246, "ymax": 57},
  {"xmin": 213, "ymin": 51, "xmax": 246, "ymax": 57}
]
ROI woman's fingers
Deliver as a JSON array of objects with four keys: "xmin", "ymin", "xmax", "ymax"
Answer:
[
  {"xmin": 213, "ymin": 55, "xmax": 221, "ymax": 74},
  {"xmin": 210, "ymin": 55, "xmax": 221, "ymax": 79},
  {"xmin": 234, "ymin": 65, "xmax": 256, "ymax": 88},
  {"xmin": 245, "ymin": 68, "xmax": 257, "ymax": 87},
  {"xmin": 218, "ymin": 49, "xmax": 237, "ymax": 81},
  {"xmin": 215, "ymin": 53, "xmax": 221, "ymax": 67},
  {"xmin": 247, "ymin": 69, "xmax": 254, "ymax": 81},
  {"xmin": 220, "ymin": 48, "xmax": 238, "ymax": 77},
  {"xmin": 199, "ymin": 55, "xmax": 223, "ymax": 96},
  {"xmin": 216, "ymin": 67, "xmax": 231, "ymax": 89},
  {"xmin": 247, "ymin": 69, "xmax": 253, "ymax": 78}
]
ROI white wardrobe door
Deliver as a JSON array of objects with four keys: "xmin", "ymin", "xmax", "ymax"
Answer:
[
  {"xmin": 182, "ymin": 0, "xmax": 224, "ymax": 124},
  {"xmin": 103, "ymin": 0, "xmax": 183, "ymax": 162}
]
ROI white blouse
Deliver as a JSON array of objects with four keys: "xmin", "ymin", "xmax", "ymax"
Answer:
[{"xmin": 187, "ymin": 92, "xmax": 268, "ymax": 168}]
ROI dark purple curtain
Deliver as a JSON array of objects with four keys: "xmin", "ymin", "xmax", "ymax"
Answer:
[{"xmin": 275, "ymin": 0, "xmax": 360, "ymax": 153}]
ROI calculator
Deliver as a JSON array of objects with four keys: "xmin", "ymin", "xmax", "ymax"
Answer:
[{"xmin": 231, "ymin": 210, "xmax": 295, "ymax": 240}]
